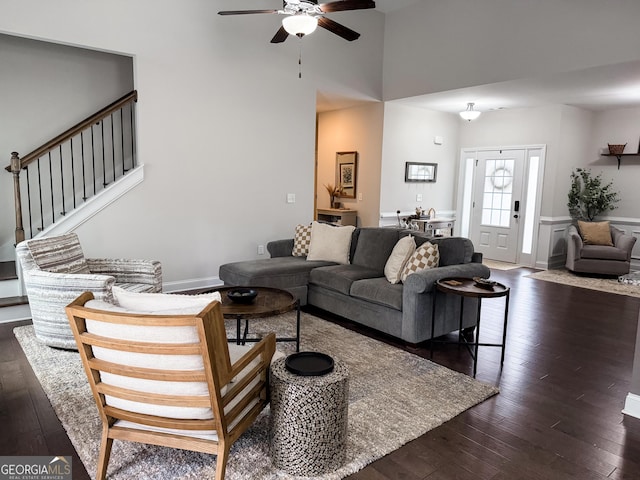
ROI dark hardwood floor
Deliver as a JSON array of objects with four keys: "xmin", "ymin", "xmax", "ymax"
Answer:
[{"xmin": 1, "ymin": 267, "xmax": 640, "ymax": 479}]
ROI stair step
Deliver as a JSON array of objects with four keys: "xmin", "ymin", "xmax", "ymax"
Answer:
[
  {"xmin": 0, "ymin": 296, "xmax": 29, "ymax": 307},
  {"xmin": 0, "ymin": 261, "xmax": 17, "ymax": 281}
]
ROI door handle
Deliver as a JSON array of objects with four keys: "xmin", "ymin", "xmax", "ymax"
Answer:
[
  {"xmin": 513, "ymin": 214, "xmax": 519, "ymax": 219},
  {"xmin": 514, "ymin": 200, "xmax": 520, "ymax": 212}
]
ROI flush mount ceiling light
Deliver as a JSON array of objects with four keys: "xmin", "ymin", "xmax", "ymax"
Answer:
[
  {"xmin": 459, "ymin": 102, "xmax": 481, "ymax": 121},
  {"xmin": 282, "ymin": 13, "xmax": 318, "ymax": 37}
]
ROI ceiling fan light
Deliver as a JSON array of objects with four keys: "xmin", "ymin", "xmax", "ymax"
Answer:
[
  {"xmin": 459, "ymin": 102, "xmax": 481, "ymax": 121},
  {"xmin": 283, "ymin": 14, "xmax": 318, "ymax": 36}
]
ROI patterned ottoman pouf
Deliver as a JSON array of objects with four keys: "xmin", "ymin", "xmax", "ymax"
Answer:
[{"xmin": 269, "ymin": 356, "xmax": 349, "ymax": 476}]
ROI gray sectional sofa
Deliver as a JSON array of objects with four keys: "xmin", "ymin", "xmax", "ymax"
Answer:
[{"xmin": 219, "ymin": 227, "xmax": 490, "ymax": 345}]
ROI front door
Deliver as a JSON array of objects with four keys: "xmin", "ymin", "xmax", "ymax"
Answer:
[{"xmin": 470, "ymin": 149, "xmax": 525, "ymax": 263}]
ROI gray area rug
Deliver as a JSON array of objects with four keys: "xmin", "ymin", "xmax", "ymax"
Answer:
[
  {"xmin": 15, "ymin": 312, "xmax": 498, "ymax": 480},
  {"xmin": 527, "ymin": 268, "xmax": 640, "ymax": 298}
]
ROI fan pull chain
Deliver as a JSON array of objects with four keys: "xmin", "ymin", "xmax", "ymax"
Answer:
[{"xmin": 298, "ymin": 40, "xmax": 303, "ymax": 79}]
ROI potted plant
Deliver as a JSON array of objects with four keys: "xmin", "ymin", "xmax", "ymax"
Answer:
[{"xmin": 567, "ymin": 168, "xmax": 619, "ymax": 221}]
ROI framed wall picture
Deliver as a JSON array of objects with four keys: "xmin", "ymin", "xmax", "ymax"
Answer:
[
  {"xmin": 405, "ymin": 162, "xmax": 437, "ymax": 183},
  {"xmin": 336, "ymin": 151, "xmax": 358, "ymax": 199}
]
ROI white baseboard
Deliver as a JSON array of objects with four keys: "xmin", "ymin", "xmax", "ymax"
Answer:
[
  {"xmin": 623, "ymin": 393, "xmax": 640, "ymax": 419},
  {"xmin": 163, "ymin": 276, "xmax": 223, "ymax": 293}
]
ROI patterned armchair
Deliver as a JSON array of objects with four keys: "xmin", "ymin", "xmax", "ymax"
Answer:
[{"xmin": 16, "ymin": 233, "xmax": 162, "ymax": 349}]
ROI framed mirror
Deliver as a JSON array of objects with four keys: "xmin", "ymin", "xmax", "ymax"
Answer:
[
  {"xmin": 405, "ymin": 162, "xmax": 437, "ymax": 183},
  {"xmin": 335, "ymin": 151, "xmax": 358, "ymax": 199}
]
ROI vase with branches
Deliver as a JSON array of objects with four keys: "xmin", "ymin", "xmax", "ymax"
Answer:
[
  {"xmin": 567, "ymin": 168, "xmax": 619, "ymax": 221},
  {"xmin": 324, "ymin": 183, "xmax": 344, "ymax": 208}
]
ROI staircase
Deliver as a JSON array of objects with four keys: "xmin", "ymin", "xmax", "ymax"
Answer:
[
  {"xmin": 0, "ymin": 261, "xmax": 29, "ymax": 323},
  {"xmin": 1, "ymin": 90, "xmax": 141, "ymax": 323}
]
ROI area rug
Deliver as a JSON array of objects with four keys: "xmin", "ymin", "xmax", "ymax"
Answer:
[
  {"xmin": 527, "ymin": 268, "xmax": 640, "ymax": 298},
  {"xmin": 14, "ymin": 312, "xmax": 498, "ymax": 480}
]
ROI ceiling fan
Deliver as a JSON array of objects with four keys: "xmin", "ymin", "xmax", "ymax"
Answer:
[{"xmin": 218, "ymin": 0, "xmax": 376, "ymax": 43}]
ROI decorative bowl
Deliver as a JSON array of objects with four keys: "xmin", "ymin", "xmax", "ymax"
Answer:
[
  {"xmin": 226, "ymin": 287, "xmax": 258, "ymax": 304},
  {"xmin": 473, "ymin": 277, "xmax": 498, "ymax": 289}
]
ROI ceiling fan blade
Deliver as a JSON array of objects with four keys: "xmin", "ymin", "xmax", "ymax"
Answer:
[
  {"xmin": 271, "ymin": 25, "xmax": 290, "ymax": 43},
  {"xmin": 218, "ymin": 9, "xmax": 279, "ymax": 15},
  {"xmin": 317, "ymin": 16, "xmax": 360, "ymax": 41},
  {"xmin": 319, "ymin": 0, "xmax": 376, "ymax": 13}
]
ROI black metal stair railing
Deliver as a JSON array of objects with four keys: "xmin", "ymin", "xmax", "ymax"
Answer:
[{"xmin": 6, "ymin": 91, "xmax": 137, "ymax": 243}]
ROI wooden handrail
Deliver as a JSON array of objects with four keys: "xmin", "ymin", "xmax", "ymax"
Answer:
[{"xmin": 5, "ymin": 90, "xmax": 137, "ymax": 172}]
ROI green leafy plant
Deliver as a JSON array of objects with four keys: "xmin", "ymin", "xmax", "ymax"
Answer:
[{"xmin": 567, "ymin": 168, "xmax": 619, "ymax": 221}]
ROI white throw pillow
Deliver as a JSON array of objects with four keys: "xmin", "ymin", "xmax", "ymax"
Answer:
[
  {"xmin": 112, "ymin": 286, "xmax": 221, "ymax": 311},
  {"xmin": 384, "ymin": 235, "xmax": 417, "ymax": 284},
  {"xmin": 306, "ymin": 221, "xmax": 355, "ymax": 264},
  {"xmin": 400, "ymin": 242, "xmax": 440, "ymax": 283}
]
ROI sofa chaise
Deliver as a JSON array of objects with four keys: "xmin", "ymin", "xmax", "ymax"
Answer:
[{"xmin": 219, "ymin": 226, "xmax": 490, "ymax": 345}]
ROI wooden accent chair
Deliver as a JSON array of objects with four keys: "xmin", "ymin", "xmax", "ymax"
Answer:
[{"xmin": 66, "ymin": 292, "xmax": 277, "ymax": 480}]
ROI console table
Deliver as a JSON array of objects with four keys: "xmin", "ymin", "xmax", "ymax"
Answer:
[
  {"xmin": 413, "ymin": 218, "xmax": 454, "ymax": 236},
  {"xmin": 316, "ymin": 208, "xmax": 357, "ymax": 226}
]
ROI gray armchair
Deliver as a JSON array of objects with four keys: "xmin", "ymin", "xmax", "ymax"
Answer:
[
  {"xmin": 565, "ymin": 224, "xmax": 636, "ymax": 276},
  {"xmin": 16, "ymin": 233, "xmax": 162, "ymax": 349}
]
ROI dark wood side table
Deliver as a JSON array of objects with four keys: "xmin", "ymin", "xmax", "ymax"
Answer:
[
  {"xmin": 431, "ymin": 277, "xmax": 510, "ymax": 377},
  {"xmin": 204, "ymin": 286, "xmax": 301, "ymax": 352}
]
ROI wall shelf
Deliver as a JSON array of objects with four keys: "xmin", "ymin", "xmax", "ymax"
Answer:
[{"xmin": 603, "ymin": 153, "xmax": 639, "ymax": 169}]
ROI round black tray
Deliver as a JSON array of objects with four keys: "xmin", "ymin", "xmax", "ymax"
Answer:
[{"xmin": 285, "ymin": 352, "xmax": 334, "ymax": 376}]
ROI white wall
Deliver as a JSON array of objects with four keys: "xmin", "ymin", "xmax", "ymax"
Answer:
[
  {"xmin": 316, "ymin": 102, "xmax": 384, "ymax": 227},
  {"xmin": 383, "ymin": 0, "xmax": 640, "ymax": 101},
  {"xmin": 590, "ymin": 106, "xmax": 640, "ymax": 219},
  {"xmin": 0, "ymin": 33, "xmax": 133, "ymax": 260},
  {"xmin": 0, "ymin": 0, "xmax": 385, "ymax": 288},
  {"xmin": 379, "ymin": 103, "xmax": 460, "ymax": 221}
]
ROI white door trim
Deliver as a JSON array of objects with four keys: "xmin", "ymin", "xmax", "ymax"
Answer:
[{"xmin": 456, "ymin": 145, "xmax": 546, "ymax": 267}]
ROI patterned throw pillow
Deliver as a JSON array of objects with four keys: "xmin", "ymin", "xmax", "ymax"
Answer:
[
  {"xmin": 292, "ymin": 224, "xmax": 313, "ymax": 257},
  {"xmin": 400, "ymin": 242, "xmax": 439, "ymax": 283},
  {"xmin": 27, "ymin": 232, "xmax": 91, "ymax": 274}
]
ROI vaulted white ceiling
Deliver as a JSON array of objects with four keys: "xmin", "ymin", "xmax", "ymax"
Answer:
[{"xmin": 394, "ymin": 60, "xmax": 640, "ymax": 114}]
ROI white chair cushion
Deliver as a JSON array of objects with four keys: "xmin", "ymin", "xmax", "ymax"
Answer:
[
  {"xmin": 82, "ymin": 299, "xmax": 280, "ymax": 420},
  {"xmin": 111, "ymin": 286, "xmax": 221, "ymax": 311}
]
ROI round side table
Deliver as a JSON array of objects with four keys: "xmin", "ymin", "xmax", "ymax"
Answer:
[
  {"xmin": 269, "ymin": 356, "xmax": 349, "ymax": 476},
  {"xmin": 431, "ymin": 277, "xmax": 510, "ymax": 378}
]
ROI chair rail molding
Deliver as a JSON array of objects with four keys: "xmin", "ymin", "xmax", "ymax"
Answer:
[{"xmin": 537, "ymin": 215, "xmax": 640, "ymax": 271}]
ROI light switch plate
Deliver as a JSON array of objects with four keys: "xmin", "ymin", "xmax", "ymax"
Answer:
[
  {"xmin": 286, "ymin": 193, "xmax": 295, "ymax": 204},
  {"xmin": 434, "ymin": 136, "xmax": 443, "ymax": 145},
  {"xmin": 416, "ymin": 194, "xmax": 423, "ymax": 202},
  {"xmin": 358, "ymin": 192, "xmax": 363, "ymax": 201}
]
